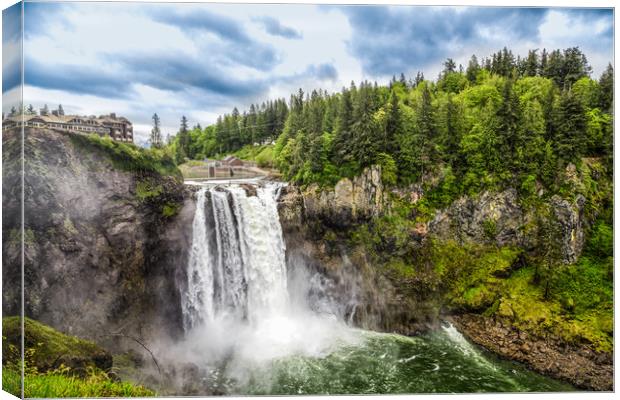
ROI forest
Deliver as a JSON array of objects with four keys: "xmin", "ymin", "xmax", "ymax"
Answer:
[{"xmin": 166, "ymin": 47, "xmax": 613, "ymax": 202}]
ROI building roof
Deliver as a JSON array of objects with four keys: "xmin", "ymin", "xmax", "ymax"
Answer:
[{"xmin": 4, "ymin": 113, "xmax": 131, "ymax": 126}]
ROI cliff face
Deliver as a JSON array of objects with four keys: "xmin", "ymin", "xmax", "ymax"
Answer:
[
  {"xmin": 279, "ymin": 166, "xmax": 439, "ymax": 335},
  {"xmin": 429, "ymin": 189, "xmax": 586, "ymax": 264},
  {"xmin": 277, "ymin": 163, "xmax": 611, "ymax": 390},
  {"xmin": 2, "ymin": 128, "xmax": 194, "ymax": 345}
]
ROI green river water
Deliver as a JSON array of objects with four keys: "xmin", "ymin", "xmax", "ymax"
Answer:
[{"xmin": 198, "ymin": 325, "xmax": 575, "ymax": 395}]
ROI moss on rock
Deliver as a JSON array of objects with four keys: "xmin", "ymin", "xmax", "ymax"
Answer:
[{"xmin": 3, "ymin": 316, "xmax": 112, "ymax": 376}]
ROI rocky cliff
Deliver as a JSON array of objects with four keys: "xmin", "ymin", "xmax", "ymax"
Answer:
[
  {"xmin": 277, "ymin": 162, "xmax": 612, "ymax": 390},
  {"xmin": 279, "ymin": 166, "xmax": 439, "ymax": 335},
  {"xmin": 284, "ymin": 165, "xmax": 588, "ymax": 266},
  {"xmin": 2, "ymin": 128, "xmax": 195, "ymax": 346}
]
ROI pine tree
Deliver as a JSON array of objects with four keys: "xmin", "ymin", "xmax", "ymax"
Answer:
[
  {"xmin": 539, "ymin": 49, "xmax": 548, "ymax": 77},
  {"xmin": 27, "ymin": 104, "xmax": 35, "ymax": 115},
  {"xmin": 399, "ymin": 73, "xmax": 407, "ymax": 86},
  {"xmin": 352, "ymin": 83, "xmax": 379, "ymax": 169},
  {"xmin": 415, "ymin": 85, "xmax": 437, "ymax": 178},
  {"xmin": 413, "ymin": 71, "xmax": 424, "ymax": 87},
  {"xmin": 384, "ymin": 90, "xmax": 401, "ymax": 154},
  {"xmin": 555, "ymin": 89, "xmax": 587, "ymax": 161},
  {"xmin": 41, "ymin": 104, "xmax": 49, "ymax": 116},
  {"xmin": 176, "ymin": 115, "xmax": 190, "ymax": 162},
  {"xmin": 496, "ymin": 79, "xmax": 522, "ymax": 175},
  {"xmin": 598, "ymin": 63, "xmax": 613, "ymax": 112},
  {"xmin": 332, "ymin": 88, "xmax": 354, "ymax": 166},
  {"xmin": 150, "ymin": 113, "xmax": 162, "ymax": 148},
  {"xmin": 57, "ymin": 104, "xmax": 65, "ymax": 116},
  {"xmin": 563, "ymin": 47, "xmax": 591, "ymax": 87},
  {"xmin": 466, "ymin": 55, "xmax": 480, "ymax": 83},
  {"xmin": 442, "ymin": 94, "xmax": 462, "ymax": 167},
  {"xmin": 525, "ymin": 49, "xmax": 539, "ymax": 77}
]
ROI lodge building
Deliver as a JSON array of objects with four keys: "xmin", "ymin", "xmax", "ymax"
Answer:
[{"xmin": 2, "ymin": 112, "xmax": 134, "ymax": 143}]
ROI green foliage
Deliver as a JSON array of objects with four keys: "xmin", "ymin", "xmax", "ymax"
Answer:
[
  {"xmin": 167, "ymin": 46, "xmax": 609, "ymax": 194},
  {"xmin": 375, "ymin": 153, "xmax": 397, "ymax": 186},
  {"xmin": 230, "ymin": 144, "xmax": 275, "ymax": 168},
  {"xmin": 3, "ymin": 317, "xmax": 107, "ymax": 374},
  {"xmin": 2, "ymin": 317, "xmax": 155, "ymax": 397},
  {"xmin": 482, "ymin": 219, "xmax": 497, "ymax": 240},
  {"xmin": 70, "ymin": 134, "xmax": 180, "ymax": 178},
  {"xmin": 162, "ymin": 202, "xmax": 180, "ymax": 217},
  {"xmin": 431, "ymin": 241, "xmax": 520, "ymax": 311},
  {"xmin": 2, "ymin": 368, "xmax": 154, "ymax": 398},
  {"xmin": 135, "ymin": 181, "xmax": 163, "ymax": 201}
]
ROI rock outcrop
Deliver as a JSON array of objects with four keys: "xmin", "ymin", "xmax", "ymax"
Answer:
[
  {"xmin": 550, "ymin": 194, "xmax": 586, "ymax": 264},
  {"xmin": 279, "ymin": 167, "xmax": 438, "ymax": 335},
  {"xmin": 299, "ymin": 165, "xmax": 385, "ymax": 228},
  {"xmin": 429, "ymin": 189, "xmax": 526, "ymax": 247},
  {"xmin": 451, "ymin": 314, "xmax": 613, "ymax": 391},
  {"xmin": 2, "ymin": 128, "xmax": 194, "ymax": 346},
  {"xmin": 427, "ymin": 189, "xmax": 586, "ymax": 263},
  {"xmin": 278, "ymin": 164, "xmax": 604, "ymax": 390}
]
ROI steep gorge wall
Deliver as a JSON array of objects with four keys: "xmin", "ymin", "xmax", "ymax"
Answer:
[
  {"xmin": 279, "ymin": 166, "xmax": 440, "ymax": 334},
  {"xmin": 278, "ymin": 164, "xmax": 591, "ymax": 332},
  {"xmin": 2, "ymin": 128, "xmax": 195, "ymax": 345}
]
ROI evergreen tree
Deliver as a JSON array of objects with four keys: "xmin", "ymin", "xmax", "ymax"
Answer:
[
  {"xmin": 442, "ymin": 94, "xmax": 462, "ymax": 167},
  {"xmin": 415, "ymin": 85, "xmax": 437, "ymax": 178},
  {"xmin": 57, "ymin": 104, "xmax": 65, "ymax": 116},
  {"xmin": 399, "ymin": 73, "xmax": 407, "ymax": 86},
  {"xmin": 332, "ymin": 88, "xmax": 354, "ymax": 166},
  {"xmin": 351, "ymin": 83, "xmax": 379, "ymax": 169},
  {"xmin": 384, "ymin": 90, "xmax": 401, "ymax": 154},
  {"xmin": 599, "ymin": 63, "xmax": 613, "ymax": 112},
  {"xmin": 563, "ymin": 47, "xmax": 591, "ymax": 87},
  {"xmin": 27, "ymin": 104, "xmax": 35, "ymax": 115},
  {"xmin": 150, "ymin": 113, "xmax": 162, "ymax": 148},
  {"xmin": 466, "ymin": 55, "xmax": 481, "ymax": 83},
  {"xmin": 413, "ymin": 71, "xmax": 424, "ymax": 87},
  {"xmin": 524, "ymin": 49, "xmax": 539, "ymax": 77},
  {"xmin": 539, "ymin": 49, "xmax": 548, "ymax": 77},
  {"xmin": 176, "ymin": 115, "xmax": 190, "ymax": 162},
  {"xmin": 442, "ymin": 58, "xmax": 457, "ymax": 76},
  {"xmin": 555, "ymin": 89, "xmax": 587, "ymax": 161},
  {"xmin": 496, "ymin": 79, "xmax": 522, "ymax": 175},
  {"xmin": 41, "ymin": 104, "xmax": 49, "ymax": 116}
]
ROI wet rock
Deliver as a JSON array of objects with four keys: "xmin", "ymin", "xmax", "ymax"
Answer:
[
  {"xmin": 450, "ymin": 314, "xmax": 613, "ymax": 391},
  {"xmin": 550, "ymin": 194, "xmax": 585, "ymax": 264}
]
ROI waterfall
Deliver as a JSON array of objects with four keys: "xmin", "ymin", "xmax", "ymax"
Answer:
[{"xmin": 182, "ymin": 183, "xmax": 288, "ymax": 331}]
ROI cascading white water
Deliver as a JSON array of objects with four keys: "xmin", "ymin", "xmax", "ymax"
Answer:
[
  {"xmin": 182, "ymin": 183, "xmax": 289, "ymax": 330},
  {"xmin": 183, "ymin": 188, "xmax": 215, "ymax": 330}
]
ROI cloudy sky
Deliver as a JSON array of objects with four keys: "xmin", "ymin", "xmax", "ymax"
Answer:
[{"xmin": 2, "ymin": 2, "xmax": 614, "ymax": 145}]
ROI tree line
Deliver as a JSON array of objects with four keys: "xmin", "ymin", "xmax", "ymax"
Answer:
[
  {"xmin": 165, "ymin": 46, "xmax": 613, "ymax": 195},
  {"xmin": 160, "ymin": 99, "xmax": 289, "ymax": 161}
]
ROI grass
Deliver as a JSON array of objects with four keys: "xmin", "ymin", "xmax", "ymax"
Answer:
[
  {"xmin": 2, "ymin": 368, "xmax": 154, "ymax": 398},
  {"xmin": 3, "ymin": 317, "xmax": 109, "ymax": 374},
  {"xmin": 232, "ymin": 144, "xmax": 274, "ymax": 166},
  {"xmin": 2, "ymin": 317, "xmax": 155, "ymax": 397},
  {"xmin": 431, "ymin": 219, "xmax": 613, "ymax": 352}
]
